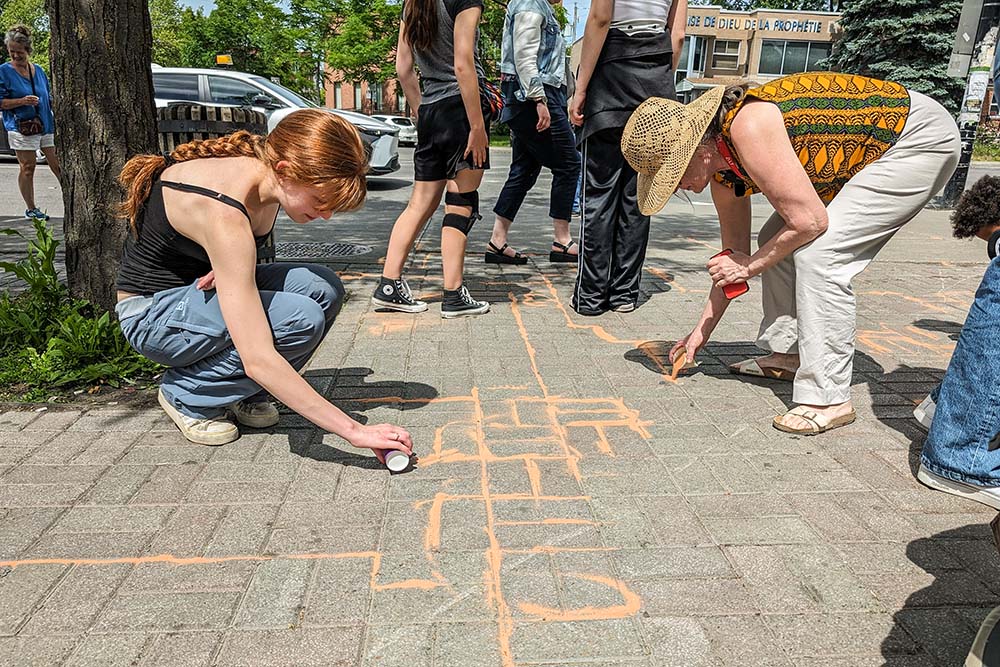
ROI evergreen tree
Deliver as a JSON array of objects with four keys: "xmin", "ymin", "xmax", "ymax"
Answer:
[{"xmin": 826, "ymin": 0, "xmax": 963, "ymax": 113}]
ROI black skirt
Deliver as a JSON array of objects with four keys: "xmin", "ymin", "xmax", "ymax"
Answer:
[{"xmin": 579, "ymin": 28, "xmax": 675, "ymax": 145}]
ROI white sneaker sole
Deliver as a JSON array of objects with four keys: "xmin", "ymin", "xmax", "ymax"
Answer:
[
  {"xmin": 371, "ymin": 297, "xmax": 428, "ymax": 313},
  {"xmin": 917, "ymin": 464, "xmax": 1000, "ymax": 510},
  {"xmin": 158, "ymin": 390, "xmax": 239, "ymax": 446},
  {"xmin": 441, "ymin": 303, "xmax": 490, "ymax": 319}
]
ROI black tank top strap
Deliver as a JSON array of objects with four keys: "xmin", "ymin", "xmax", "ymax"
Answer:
[{"xmin": 160, "ymin": 180, "xmax": 252, "ymax": 223}]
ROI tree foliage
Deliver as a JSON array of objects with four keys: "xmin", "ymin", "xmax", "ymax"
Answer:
[
  {"xmin": 0, "ymin": 0, "xmax": 49, "ymax": 66},
  {"xmin": 826, "ymin": 0, "xmax": 963, "ymax": 113}
]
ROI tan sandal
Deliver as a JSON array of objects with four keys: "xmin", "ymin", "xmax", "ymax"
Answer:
[
  {"xmin": 773, "ymin": 405, "xmax": 856, "ymax": 435},
  {"xmin": 729, "ymin": 357, "xmax": 796, "ymax": 382}
]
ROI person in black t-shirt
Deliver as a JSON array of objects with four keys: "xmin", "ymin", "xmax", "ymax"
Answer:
[{"xmin": 371, "ymin": 0, "xmax": 492, "ymax": 318}]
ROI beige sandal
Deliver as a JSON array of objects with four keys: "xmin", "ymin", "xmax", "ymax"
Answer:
[
  {"xmin": 729, "ymin": 357, "xmax": 796, "ymax": 382},
  {"xmin": 773, "ymin": 405, "xmax": 856, "ymax": 435}
]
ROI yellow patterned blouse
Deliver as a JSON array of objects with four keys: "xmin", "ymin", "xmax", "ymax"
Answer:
[{"xmin": 714, "ymin": 72, "xmax": 911, "ymax": 202}]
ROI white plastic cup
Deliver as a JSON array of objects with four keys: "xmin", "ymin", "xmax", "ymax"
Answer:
[{"xmin": 381, "ymin": 449, "xmax": 410, "ymax": 472}]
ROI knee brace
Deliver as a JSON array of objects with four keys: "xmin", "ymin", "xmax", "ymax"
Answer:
[{"xmin": 442, "ymin": 190, "xmax": 481, "ymax": 236}]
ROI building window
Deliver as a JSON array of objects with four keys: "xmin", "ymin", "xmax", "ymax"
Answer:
[
  {"xmin": 711, "ymin": 40, "xmax": 740, "ymax": 71},
  {"xmin": 677, "ymin": 36, "xmax": 706, "ymax": 79},
  {"xmin": 354, "ymin": 83, "xmax": 363, "ymax": 109},
  {"xmin": 759, "ymin": 40, "xmax": 832, "ymax": 76},
  {"xmin": 334, "ymin": 82, "xmax": 342, "ymax": 108},
  {"xmin": 397, "ymin": 87, "xmax": 405, "ymax": 111},
  {"xmin": 371, "ymin": 83, "xmax": 383, "ymax": 110}
]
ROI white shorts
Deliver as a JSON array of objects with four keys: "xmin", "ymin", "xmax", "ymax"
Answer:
[{"xmin": 8, "ymin": 131, "xmax": 54, "ymax": 152}]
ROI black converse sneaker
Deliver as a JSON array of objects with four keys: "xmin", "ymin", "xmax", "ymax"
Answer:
[
  {"xmin": 372, "ymin": 276, "xmax": 428, "ymax": 313},
  {"xmin": 441, "ymin": 285, "xmax": 490, "ymax": 319}
]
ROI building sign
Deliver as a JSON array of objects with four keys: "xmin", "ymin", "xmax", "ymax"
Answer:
[{"xmin": 687, "ymin": 14, "xmax": 827, "ymax": 34}]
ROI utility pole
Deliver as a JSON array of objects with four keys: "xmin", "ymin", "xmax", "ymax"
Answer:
[{"xmin": 935, "ymin": 0, "xmax": 1000, "ymax": 207}]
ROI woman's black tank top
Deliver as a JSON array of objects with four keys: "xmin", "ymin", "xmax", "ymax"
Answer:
[{"xmin": 116, "ymin": 180, "xmax": 272, "ymax": 296}]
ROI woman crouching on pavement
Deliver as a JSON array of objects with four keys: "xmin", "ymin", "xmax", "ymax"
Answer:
[
  {"xmin": 621, "ymin": 73, "xmax": 960, "ymax": 435},
  {"xmin": 115, "ymin": 109, "xmax": 414, "ymax": 460}
]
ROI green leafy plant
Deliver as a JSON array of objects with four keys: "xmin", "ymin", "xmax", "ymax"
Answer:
[{"xmin": 0, "ymin": 220, "xmax": 160, "ymax": 401}]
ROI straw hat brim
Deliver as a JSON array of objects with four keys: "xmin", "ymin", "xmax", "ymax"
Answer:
[{"xmin": 622, "ymin": 86, "xmax": 727, "ymax": 216}]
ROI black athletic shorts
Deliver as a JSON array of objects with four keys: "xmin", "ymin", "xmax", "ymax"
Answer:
[{"xmin": 414, "ymin": 93, "xmax": 490, "ymax": 181}]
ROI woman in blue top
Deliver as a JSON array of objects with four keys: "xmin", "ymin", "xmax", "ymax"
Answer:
[{"xmin": 0, "ymin": 24, "xmax": 61, "ymax": 221}]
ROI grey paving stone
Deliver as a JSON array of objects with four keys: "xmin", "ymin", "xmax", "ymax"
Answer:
[
  {"xmin": 26, "ymin": 531, "xmax": 155, "ymax": 560},
  {"xmin": 764, "ymin": 612, "xmax": 917, "ymax": 658},
  {"xmin": 304, "ymin": 557, "xmax": 373, "ymax": 626},
  {"xmin": 509, "ymin": 618, "xmax": 646, "ymax": 663},
  {"xmin": 702, "ymin": 516, "xmax": 820, "ymax": 546},
  {"xmin": 205, "ymin": 504, "xmax": 280, "ymax": 557},
  {"xmin": 434, "ymin": 621, "xmax": 505, "ymax": 667},
  {"xmin": 77, "ymin": 465, "xmax": 154, "ymax": 505},
  {"xmin": 63, "ymin": 633, "xmax": 151, "ymax": 667},
  {"xmin": 118, "ymin": 443, "xmax": 212, "ymax": 465},
  {"xmin": 0, "ymin": 563, "xmax": 66, "ymax": 635},
  {"xmin": 0, "ymin": 482, "xmax": 91, "ymax": 507},
  {"xmin": 639, "ymin": 616, "xmax": 715, "ymax": 667},
  {"xmin": 0, "ymin": 507, "xmax": 64, "ymax": 559},
  {"xmin": 611, "ymin": 546, "xmax": 733, "ymax": 580},
  {"xmin": 234, "ymin": 559, "xmax": 312, "ymax": 628},
  {"xmin": 131, "ymin": 464, "xmax": 204, "ymax": 504},
  {"xmin": 630, "ymin": 578, "xmax": 758, "ymax": 617},
  {"xmin": 67, "ymin": 410, "xmax": 161, "ymax": 432},
  {"xmin": 23, "ymin": 409, "xmax": 82, "ymax": 431},
  {"xmin": 94, "ymin": 590, "xmax": 241, "ymax": 632},
  {"xmin": 49, "ymin": 505, "xmax": 173, "ymax": 534},
  {"xmin": 146, "ymin": 504, "xmax": 226, "ymax": 556},
  {"xmin": 122, "ymin": 560, "xmax": 256, "ymax": 593},
  {"xmin": 142, "ymin": 631, "xmax": 222, "ymax": 667},
  {"xmin": 214, "ymin": 627, "xmax": 363, "ymax": 666},
  {"xmin": 362, "ymin": 624, "xmax": 433, "ymax": 667},
  {"xmin": 0, "ymin": 635, "xmax": 78, "ymax": 666},
  {"xmin": 20, "ymin": 563, "xmax": 131, "ymax": 634},
  {"xmin": 0, "ymin": 411, "xmax": 38, "ymax": 431}
]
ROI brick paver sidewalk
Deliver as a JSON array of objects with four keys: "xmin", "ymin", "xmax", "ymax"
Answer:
[{"xmin": 1, "ymin": 167, "xmax": 997, "ymax": 665}]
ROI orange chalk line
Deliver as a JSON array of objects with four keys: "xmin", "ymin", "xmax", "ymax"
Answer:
[
  {"xmin": 517, "ymin": 574, "xmax": 641, "ymax": 622},
  {"xmin": 508, "ymin": 293, "xmax": 550, "ymax": 397},
  {"xmin": 856, "ymin": 323, "xmax": 956, "ymax": 357},
  {"xmin": 0, "ymin": 551, "xmax": 379, "ymax": 570}
]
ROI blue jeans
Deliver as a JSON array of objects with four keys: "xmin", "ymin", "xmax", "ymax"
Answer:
[
  {"xmin": 118, "ymin": 263, "xmax": 344, "ymax": 420},
  {"xmin": 493, "ymin": 97, "xmax": 581, "ymax": 222},
  {"xmin": 921, "ymin": 256, "xmax": 1000, "ymax": 486}
]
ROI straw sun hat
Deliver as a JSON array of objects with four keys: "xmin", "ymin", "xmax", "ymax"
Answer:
[{"xmin": 621, "ymin": 86, "xmax": 726, "ymax": 215}]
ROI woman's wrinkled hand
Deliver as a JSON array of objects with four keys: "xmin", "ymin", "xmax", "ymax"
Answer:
[
  {"xmin": 707, "ymin": 251, "xmax": 752, "ymax": 288},
  {"xmin": 347, "ymin": 423, "xmax": 413, "ymax": 463},
  {"xmin": 670, "ymin": 329, "xmax": 706, "ymax": 365}
]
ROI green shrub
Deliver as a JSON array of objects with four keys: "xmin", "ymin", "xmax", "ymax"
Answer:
[
  {"xmin": 0, "ymin": 219, "xmax": 160, "ymax": 400},
  {"xmin": 974, "ymin": 120, "xmax": 1000, "ymax": 162}
]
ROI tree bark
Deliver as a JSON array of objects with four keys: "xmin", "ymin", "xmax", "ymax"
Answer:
[{"xmin": 47, "ymin": 0, "xmax": 158, "ymax": 313}]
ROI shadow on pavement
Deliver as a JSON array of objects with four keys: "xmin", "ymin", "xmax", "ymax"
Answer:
[
  {"xmin": 366, "ymin": 177, "xmax": 411, "ymax": 191},
  {"xmin": 880, "ymin": 524, "xmax": 1000, "ymax": 665},
  {"xmin": 913, "ymin": 318, "xmax": 964, "ymax": 342}
]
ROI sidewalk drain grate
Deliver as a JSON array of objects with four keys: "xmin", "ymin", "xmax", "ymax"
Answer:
[{"xmin": 275, "ymin": 242, "xmax": 373, "ymax": 259}]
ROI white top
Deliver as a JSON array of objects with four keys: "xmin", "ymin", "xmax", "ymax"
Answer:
[{"xmin": 611, "ymin": 0, "xmax": 672, "ymax": 34}]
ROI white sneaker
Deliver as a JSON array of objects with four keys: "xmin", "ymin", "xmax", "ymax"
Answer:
[
  {"xmin": 158, "ymin": 388, "xmax": 239, "ymax": 446},
  {"xmin": 231, "ymin": 400, "xmax": 280, "ymax": 428},
  {"xmin": 917, "ymin": 463, "xmax": 1000, "ymax": 510},
  {"xmin": 611, "ymin": 302, "xmax": 636, "ymax": 313},
  {"xmin": 913, "ymin": 394, "xmax": 936, "ymax": 431}
]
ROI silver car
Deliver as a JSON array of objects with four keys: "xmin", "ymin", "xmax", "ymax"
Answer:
[
  {"xmin": 152, "ymin": 66, "xmax": 400, "ymax": 175},
  {"xmin": 372, "ymin": 114, "xmax": 417, "ymax": 147}
]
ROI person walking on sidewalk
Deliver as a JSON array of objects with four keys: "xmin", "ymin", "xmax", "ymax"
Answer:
[
  {"xmin": 621, "ymin": 73, "xmax": 960, "ymax": 435},
  {"xmin": 0, "ymin": 24, "xmax": 61, "ymax": 221},
  {"xmin": 916, "ymin": 175, "xmax": 1000, "ymax": 509},
  {"xmin": 371, "ymin": 0, "xmax": 491, "ymax": 318},
  {"xmin": 485, "ymin": 0, "xmax": 581, "ymax": 266},
  {"xmin": 114, "ymin": 109, "xmax": 414, "ymax": 461},
  {"xmin": 569, "ymin": 0, "xmax": 686, "ymax": 315}
]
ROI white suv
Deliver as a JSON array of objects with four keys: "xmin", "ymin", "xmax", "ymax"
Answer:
[{"xmin": 151, "ymin": 66, "xmax": 400, "ymax": 175}]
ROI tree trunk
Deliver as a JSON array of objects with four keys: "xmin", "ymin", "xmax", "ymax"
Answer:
[{"xmin": 47, "ymin": 0, "xmax": 158, "ymax": 313}]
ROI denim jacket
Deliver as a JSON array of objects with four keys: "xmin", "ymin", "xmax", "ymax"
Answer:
[{"xmin": 499, "ymin": 0, "xmax": 566, "ymax": 103}]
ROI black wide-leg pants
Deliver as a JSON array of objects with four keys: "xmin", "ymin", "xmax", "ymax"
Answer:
[{"xmin": 572, "ymin": 125, "xmax": 650, "ymax": 315}]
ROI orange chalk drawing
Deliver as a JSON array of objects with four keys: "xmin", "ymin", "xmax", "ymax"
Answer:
[{"xmin": 518, "ymin": 574, "xmax": 641, "ymax": 621}]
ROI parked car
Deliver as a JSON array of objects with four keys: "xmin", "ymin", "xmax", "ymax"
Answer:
[
  {"xmin": 371, "ymin": 114, "xmax": 417, "ymax": 146},
  {"xmin": 151, "ymin": 66, "xmax": 400, "ymax": 175}
]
